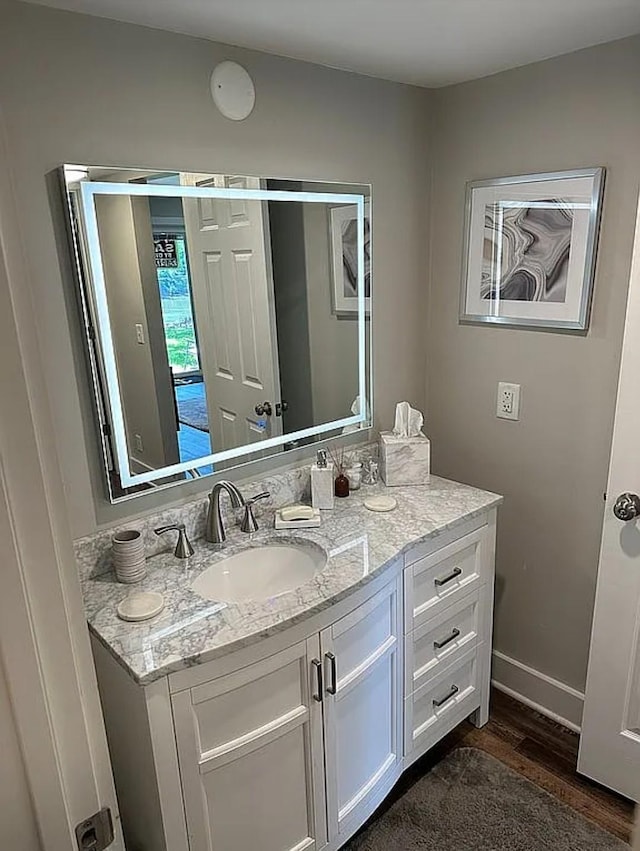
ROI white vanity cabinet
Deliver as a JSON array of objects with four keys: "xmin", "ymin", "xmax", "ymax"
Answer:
[
  {"xmin": 167, "ymin": 577, "xmax": 402, "ymax": 851},
  {"xmin": 91, "ymin": 510, "xmax": 496, "ymax": 851},
  {"xmin": 403, "ymin": 522, "xmax": 495, "ymax": 759},
  {"xmin": 320, "ymin": 578, "xmax": 402, "ymax": 846},
  {"xmin": 171, "ymin": 639, "xmax": 327, "ymax": 851}
]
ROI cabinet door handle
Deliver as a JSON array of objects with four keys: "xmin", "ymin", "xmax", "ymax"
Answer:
[
  {"xmin": 311, "ymin": 659, "xmax": 323, "ymax": 702},
  {"xmin": 433, "ymin": 684, "xmax": 459, "ymax": 708},
  {"xmin": 325, "ymin": 652, "xmax": 337, "ymax": 695},
  {"xmin": 434, "ymin": 566, "xmax": 462, "ymax": 587},
  {"xmin": 434, "ymin": 628, "xmax": 461, "ymax": 650}
]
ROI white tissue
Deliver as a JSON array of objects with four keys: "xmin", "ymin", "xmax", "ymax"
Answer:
[
  {"xmin": 392, "ymin": 401, "xmax": 424, "ymax": 438},
  {"xmin": 342, "ymin": 395, "xmax": 371, "ymax": 435}
]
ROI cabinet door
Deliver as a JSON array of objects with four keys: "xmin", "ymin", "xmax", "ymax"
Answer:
[
  {"xmin": 172, "ymin": 639, "xmax": 327, "ymax": 851},
  {"xmin": 320, "ymin": 579, "xmax": 402, "ymax": 844}
]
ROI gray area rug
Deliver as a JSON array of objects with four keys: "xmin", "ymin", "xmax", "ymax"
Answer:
[
  {"xmin": 344, "ymin": 748, "xmax": 626, "ymax": 850},
  {"xmin": 177, "ymin": 396, "xmax": 209, "ymax": 432}
]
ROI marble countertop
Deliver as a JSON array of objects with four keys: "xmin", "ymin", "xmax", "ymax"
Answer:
[{"xmin": 82, "ymin": 477, "xmax": 501, "ymax": 685}]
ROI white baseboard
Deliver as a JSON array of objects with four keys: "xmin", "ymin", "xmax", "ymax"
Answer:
[{"xmin": 491, "ymin": 650, "xmax": 585, "ymax": 733}]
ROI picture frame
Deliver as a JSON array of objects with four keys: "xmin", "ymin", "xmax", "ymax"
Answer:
[
  {"xmin": 330, "ymin": 201, "xmax": 371, "ymax": 315},
  {"xmin": 459, "ymin": 167, "xmax": 605, "ymax": 332}
]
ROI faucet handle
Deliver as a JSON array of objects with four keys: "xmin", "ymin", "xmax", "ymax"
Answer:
[
  {"xmin": 154, "ymin": 523, "xmax": 195, "ymax": 559},
  {"xmin": 244, "ymin": 491, "xmax": 270, "ymax": 507},
  {"xmin": 240, "ymin": 492, "xmax": 270, "ymax": 533}
]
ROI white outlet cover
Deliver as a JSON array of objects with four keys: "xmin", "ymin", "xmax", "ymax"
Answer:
[
  {"xmin": 497, "ymin": 382, "xmax": 521, "ymax": 421},
  {"xmin": 210, "ymin": 61, "xmax": 255, "ymax": 121}
]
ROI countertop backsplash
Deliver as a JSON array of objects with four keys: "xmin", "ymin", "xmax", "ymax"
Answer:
[{"xmin": 74, "ymin": 444, "xmax": 378, "ymax": 582}]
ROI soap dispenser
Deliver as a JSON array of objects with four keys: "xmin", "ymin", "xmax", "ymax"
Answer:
[{"xmin": 311, "ymin": 449, "xmax": 334, "ymax": 510}]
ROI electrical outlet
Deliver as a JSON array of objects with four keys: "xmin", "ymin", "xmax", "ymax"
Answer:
[
  {"xmin": 135, "ymin": 323, "xmax": 145, "ymax": 344},
  {"xmin": 134, "ymin": 433, "xmax": 144, "ymax": 453},
  {"xmin": 497, "ymin": 382, "xmax": 521, "ymax": 421}
]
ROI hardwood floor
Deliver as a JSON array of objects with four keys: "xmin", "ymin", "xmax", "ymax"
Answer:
[{"xmin": 388, "ymin": 688, "xmax": 635, "ymax": 844}]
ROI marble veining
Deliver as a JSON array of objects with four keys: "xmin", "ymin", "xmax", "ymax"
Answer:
[
  {"xmin": 80, "ymin": 475, "xmax": 501, "ymax": 685},
  {"xmin": 380, "ymin": 431, "xmax": 431, "ymax": 486},
  {"xmin": 74, "ymin": 464, "xmax": 315, "ymax": 582}
]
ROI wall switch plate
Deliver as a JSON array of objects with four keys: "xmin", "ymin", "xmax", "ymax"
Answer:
[
  {"xmin": 135, "ymin": 323, "xmax": 145, "ymax": 344},
  {"xmin": 134, "ymin": 433, "xmax": 144, "ymax": 452},
  {"xmin": 497, "ymin": 382, "xmax": 521, "ymax": 420}
]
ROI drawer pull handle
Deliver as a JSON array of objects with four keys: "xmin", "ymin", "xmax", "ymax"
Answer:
[
  {"xmin": 433, "ymin": 684, "xmax": 459, "ymax": 708},
  {"xmin": 311, "ymin": 659, "xmax": 323, "ymax": 702},
  {"xmin": 435, "ymin": 566, "xmax": 462, "ymax": 587},
  {"xmin": 434, "ymin": 628, "xmax": 461, "ymax": 650},
  {"xmin": 325, "ymin": 652, "xmax": 337, "ymax": 695}
]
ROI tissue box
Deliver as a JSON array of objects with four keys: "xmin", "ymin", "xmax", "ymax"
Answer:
[{"xmin": 379, "ymin": 431, "xmax": 430, "ymax": 486}]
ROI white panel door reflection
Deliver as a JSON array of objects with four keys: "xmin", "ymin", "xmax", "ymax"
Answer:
[{"xmin": 182, "ymin": 173, "xmax": 282, "ymax": 462}]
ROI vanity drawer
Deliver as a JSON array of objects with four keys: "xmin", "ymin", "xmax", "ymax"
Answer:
[
  {"xmin": 403, "ymin": 526, "xmax": 486, "ymax": 632},
  {"xmin": 404, "ymin": 590, "xmax": 481, "ymax": 695},
  {"xmin": 404, "ymin": 645, "xmax": 481, "ymax": 759}
]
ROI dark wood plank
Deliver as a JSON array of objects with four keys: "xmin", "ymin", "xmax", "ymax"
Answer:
[
  {"xmin": 490, "ymin": 689, "xmax": 580, "ymax": 760},
  {"xmin": 517, "ymin": 737, "xmax": 635, "ymax": 832},
  {"xmin": 516, "ymin": 735, "xmax": 581, "ymax": 778}
]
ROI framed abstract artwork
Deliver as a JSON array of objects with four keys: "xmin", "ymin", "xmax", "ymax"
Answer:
[
  {"xmin": 460, "ymin": 168, "xmax": 604, "ymax": 332},
  {"xmin": 330, "ymin": 201, "xmax": 371, "ymax": 315}
]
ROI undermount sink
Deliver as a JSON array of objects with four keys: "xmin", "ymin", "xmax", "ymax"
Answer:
[{"xmin": 191, "ymin": 541, "xmax": 327, "ymax": 603}]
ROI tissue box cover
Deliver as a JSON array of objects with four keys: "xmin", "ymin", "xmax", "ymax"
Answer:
[{"xmin": 379, "ymin": 431, "xmax": 430, "ymax": 486}]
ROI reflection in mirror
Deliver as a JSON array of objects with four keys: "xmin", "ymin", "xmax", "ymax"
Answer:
[{"xmin": 62, "ymin": 167, "xmax": 372, "ymax": 501}]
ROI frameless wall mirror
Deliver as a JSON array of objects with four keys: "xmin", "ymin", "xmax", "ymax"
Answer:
[{"xmin": 61, "ymin": 166, "xmax": 372, "ymax": 501}]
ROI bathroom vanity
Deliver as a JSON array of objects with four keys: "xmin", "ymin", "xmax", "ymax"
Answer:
[
  {"xmin": 81, "ymin": 477, "xmax": 500, "ymax": 851},
  {"xmin": 64, "ymin": 162, "xmax": 500, "ymax": 850}
]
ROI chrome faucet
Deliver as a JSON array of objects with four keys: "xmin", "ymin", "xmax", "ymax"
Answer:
[
  {"xmin": 154, "ymin": 523, "xmax": 194, "ymax": 559},
  {"xmin": 240, "ymin": 491, "xmax": 270, "ymax": 532},
  {"xmin": 206, "ymin": 482, "xmax": 272, "ymax": 543},
  {"xmin": 206, "ymin": 481, "xmax": 245, "ymax": 544}
]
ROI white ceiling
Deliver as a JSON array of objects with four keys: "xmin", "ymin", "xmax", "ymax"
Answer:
[{"xmin": 24, "ymin": 0, "xmax": 640, "ymax": 87}]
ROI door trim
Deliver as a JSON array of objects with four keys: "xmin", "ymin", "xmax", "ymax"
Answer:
[{"xmin": 0, "ymin": 118, "xmax": 123, "ymax": 849}]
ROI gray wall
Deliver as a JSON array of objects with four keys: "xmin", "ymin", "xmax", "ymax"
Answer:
[
  {"xmin": 268, "ymin": 188, "xmax": 363, "ymax": 433},
  {"xmin": 95, "ymin": 194, "xmax": 172, "ymax": 473},
  {"xmin": 0, "ymin": 0, "xmax": 431, "ymax": 537},
  {"xmin": 0, "ymin": 655, "xmax": 41, "ymax": 851},
  {"xmin": 303, "ymin": 202, "xmax": 360, "ymax": 425},
  {"xmin": 268, "ymin": 191, "xmax": 315, "ymax": 433},
  {"xmin": 428, "ymin": 36, "xmax": 640, "ymax": 693}
]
